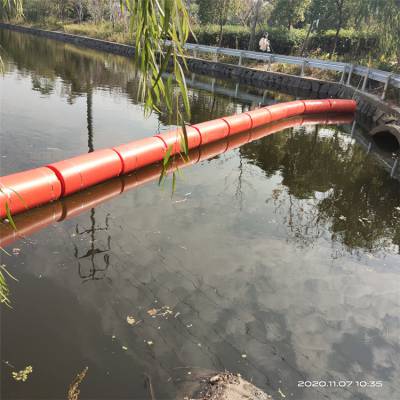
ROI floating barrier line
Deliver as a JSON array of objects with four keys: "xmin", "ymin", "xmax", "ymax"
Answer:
[
  {"xmin": 0, "ymin": 99, "xmax": 356, "ymax": 218},
  {"xmin": 0, "ymin": 114, "xmax": 355, "ymax": 247}
]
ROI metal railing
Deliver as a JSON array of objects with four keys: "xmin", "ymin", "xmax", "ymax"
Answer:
[{"xmin": 167, "ymin": 40, "xmax": 400, "ymax": 102}]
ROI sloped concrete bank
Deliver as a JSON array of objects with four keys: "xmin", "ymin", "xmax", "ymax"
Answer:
[{"xmin": 1, "ymin": 22, "xmax": 399, "ymax": 136}]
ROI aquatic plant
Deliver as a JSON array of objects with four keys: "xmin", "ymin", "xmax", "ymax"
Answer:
[{"xmin": 0, "ymin": 263, "xmax": 17, "ymax": 307}]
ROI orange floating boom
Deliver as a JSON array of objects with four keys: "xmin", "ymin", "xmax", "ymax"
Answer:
[
  {"xmin": 0, "ymin": 113, "xmax": 354, "ymax": 247},
  {"xmin": 0, "ymin": 99, "xmax": 356, "ymax": 218}
]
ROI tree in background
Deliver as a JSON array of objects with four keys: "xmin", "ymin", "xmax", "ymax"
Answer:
[
  {"xmin": 330, "ymin": 0, "xmax": 346, "ymax": 58},
  {"xmin": 270, "ymin": 0, "xmax": 311, "ymax": 30},
  {"xmin": 197, "ymin": 0, "xmax": 242, "ymax": 46},
  {"xmin": 73, "ymin": 0, "xmax": 87, "ymax": 22},
  {"xmin": 248, "ymin": 0, "xmax": 263, "ymax": 50},
  {"xmin": 306, "ymin": 0, "xmax": 339, "ymax": 31},
  {"xmin": 360, "ymin": 0, "xmax": 400, "ymax": 67},
  {"xmin": 197, "ymin": 0, "xmax": 213, "ymax": 24}
]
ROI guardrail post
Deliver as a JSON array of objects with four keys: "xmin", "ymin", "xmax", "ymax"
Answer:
[
  {"xmin": 235, "ymin": 83, "xmax": 239, "ymax": 97},
  {"xmin": 340, "ymin": 66, "xmax": 346, "ymax": 84},
  {"xmin": 391, "ymin": 157, "xmax": 399, "ymax": 178},
  {"xmin": 362, "ymin": 68, "xmax": 370, "ymax": 92},
  {"xmin": 301, "ymin": 60, "xmax": 307, "ymax": 77},
  {"xmin": 346, "ymin": 64, "xmax": 354, "ymax": 86},
  {"xmin": 214, "ymin": 49, "xmax": 219, "ymax": 62},
  {"xmin": 381, "ymin": 74, "xmax": 393, "ymax": 100},
  {"xmin": 211, "ymin": 78, "xmax": 216, "ymax": 93},
  {"xmin": 268, "ymin": 55, "xmax": 273, "ymax": 71},
  {"xmin": 351, "ymin": 120, "xmax": 356, "ymax": 137},
  {"xmin": 238, "ymin": 52, "xmax": 243, "ymax": 66}
]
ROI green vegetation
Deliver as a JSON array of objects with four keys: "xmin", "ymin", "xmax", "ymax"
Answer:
[{"xmin": 0, "ymin": 263, "xmax": 17, "ymax": 307}]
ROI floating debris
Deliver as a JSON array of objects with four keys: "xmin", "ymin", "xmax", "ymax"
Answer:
[
  {"xmin": 12, "ymin": 365, "xmax": 33, "ymax": 382},
  {"xmin": 278, "ymin": 388, "xmax": 286, "ymax": 398},
  {"xmin": 147, "ymin": 308, "xmax": 158, "ymax": 316},
  {"xmin": 12, "ymin": 248, "xmax": 20, "ymax": 255},
  {"xmin": 241, "ymin": 354, "xmax": 247, "ymax": 359},
  {"xmin": 147, "ymin": 306, "xmax": 173, "ymax": 318},
  {"xmin": 122, "ymin": 346, "xmax": 128, "ymax": 351},
  {"xmin": 67, "ymin": 366, "xmax": 88, "ymax": 400},
  {"xmin": 147, "ymin": 341, "xmax": 153, "ymax": 346},
  {"xmin": 209, "ymin": 374, "xmax": 220, "ymax": 384},
  {"xmin": 126, "ymin": 316, "xmax": 136, "ymax": 325}
]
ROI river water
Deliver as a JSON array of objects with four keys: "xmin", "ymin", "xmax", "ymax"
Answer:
[{"xmin": 1, "ymin": 29, "xmax": 400, "ymax": 400}]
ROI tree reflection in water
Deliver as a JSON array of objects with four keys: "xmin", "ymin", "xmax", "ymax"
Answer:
[
  {"xmin": 241, "ymin": 123, "xmax": 400, "ymax": 254},
  {"xmin": 74, "ymin": 210, "xmax": 112, "ymax": 282}
]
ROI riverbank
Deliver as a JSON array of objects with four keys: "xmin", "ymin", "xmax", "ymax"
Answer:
[
  {"xmin": 5, "ymin": 19, "xmax": 397, "ymax": 72},
  {"xmin": 1, "ymin": 22, "xmax": 399, "ymax": 133}
]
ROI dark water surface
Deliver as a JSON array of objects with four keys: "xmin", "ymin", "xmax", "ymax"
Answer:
[{"xmin": 1, "ymin": 30, "xmax": 400, "ymax": 400}]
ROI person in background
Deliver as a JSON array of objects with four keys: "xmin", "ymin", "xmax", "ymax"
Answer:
[{"xmin": 259, "ymin": 33, "xmax": 271, "ymax": 52}]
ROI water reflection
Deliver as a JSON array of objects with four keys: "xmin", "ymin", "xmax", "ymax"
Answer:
[
  {"xmin": 74, "ymin": 210, "xmax": 112, "ymax": 282},
  {"xmin": 2, "ymin": 28, "xmax": 400, "ymax": 400},
  {"xmin": 87, "ymin": 86, "xmax": 94, "ymax": 153},
  {"xmin": 241, "ymin": 124, "xmax": 400, "ymax": 254}
]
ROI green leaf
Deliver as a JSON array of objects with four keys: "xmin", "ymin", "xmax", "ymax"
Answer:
[
  {"xmin": 5, "ymin": 202, "xmax": 17, "ymax": 231},
  {"xmin": 171, "ymin": 171, "xmax": 176, "ymax": 197}
]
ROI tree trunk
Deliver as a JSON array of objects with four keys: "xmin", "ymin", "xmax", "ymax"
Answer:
[
  {"xmin": 218, "ymin": 21, "xmax": 224, "ymax": 47},
  {"xmin": 300, "ymin": 22, "xmax": 313, "ymax": 57},
  {"xmin": 248, "ymin": 0, "xmax": 262, "ymax": 50},
  {"xmin": 217, "ymin": 0, "xmax": 229, "ymax": 47},
  {"xmin": 330, "ymin": 0, "xmax": 344, "ymax": 59}
]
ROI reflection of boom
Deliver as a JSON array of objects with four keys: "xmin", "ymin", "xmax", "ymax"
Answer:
[{"xmin": 0, "ymin": 113, "xmax": 353, "ymax": 248}]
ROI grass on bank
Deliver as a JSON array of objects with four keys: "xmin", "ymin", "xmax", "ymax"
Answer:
[{"xmin": 8, "ymin": 19, "xmax": 398, "ymax": 74}]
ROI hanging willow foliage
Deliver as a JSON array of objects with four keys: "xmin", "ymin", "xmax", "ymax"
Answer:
[
  {"xmin": 120, "ymin": 0, "xmax": 191, "ymax": 118},
  {"xmin": 0, "ymin": 0, "xmax": 23, "ymax": 307},
  {"xmin": 120, "ymin": 0, "xmax": 193, "ymax": 187}
]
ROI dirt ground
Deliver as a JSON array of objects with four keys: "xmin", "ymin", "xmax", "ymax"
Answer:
[{"xmin": 180, "ymin": 371, "xmax": 273, "ymax": 400}]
